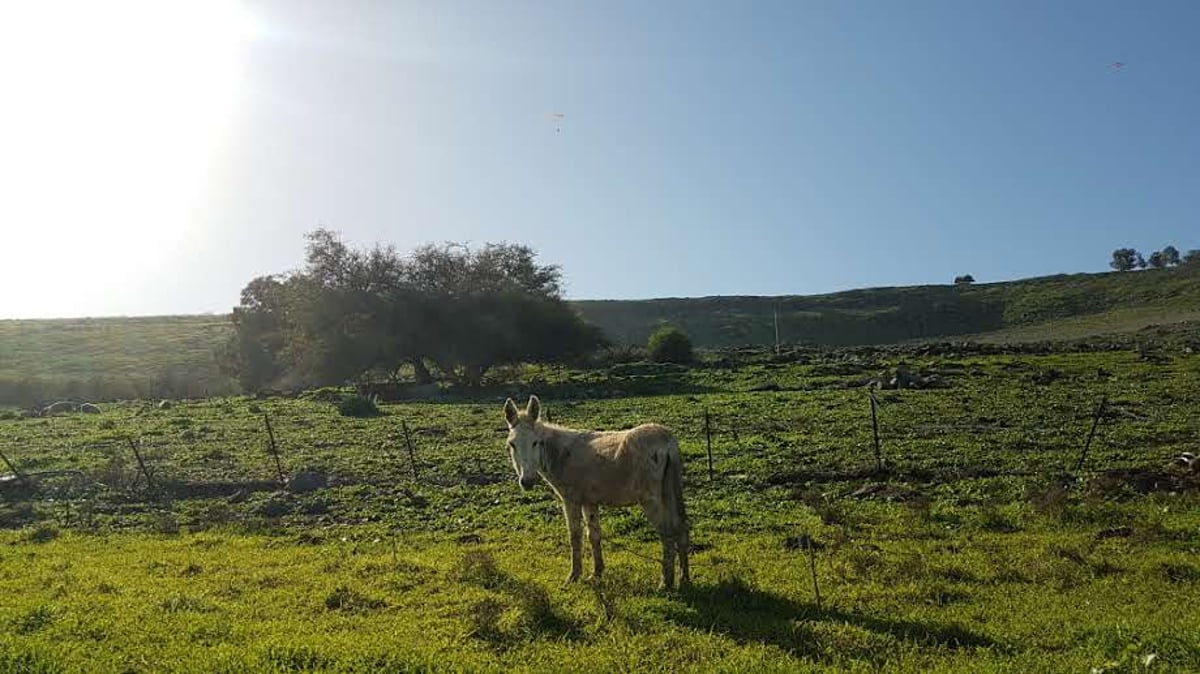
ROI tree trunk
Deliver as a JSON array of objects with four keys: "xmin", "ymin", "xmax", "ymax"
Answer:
[
  {"xmin": 433, "ymin": 358, "xmax": 464, "ymax": 386},
  {"xmin": 410, "ymin": 358, "xmax": 433, "ymax": 385},
  {"xmin": 464, "ymin": 363, "xmax": 490, "ymax": 388}
]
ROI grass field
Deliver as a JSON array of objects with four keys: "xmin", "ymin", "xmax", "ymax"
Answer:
[{"xmin": 2, "ymin": 343, "xmax": 1200, "ymax": 671}]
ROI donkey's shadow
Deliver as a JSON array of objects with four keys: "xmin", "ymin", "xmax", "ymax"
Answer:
[{"xmin": 660, "ymin": 577, "xmax": 996, "ymax": 658}]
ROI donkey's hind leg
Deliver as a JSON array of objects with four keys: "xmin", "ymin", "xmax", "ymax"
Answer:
[
  {"xmin": 659, "ymin": 537, "xmax": 678, "ymax": 590},
  {"xmin": 677, "ymin": 524, "xmax": 691, "ymax": 586},
  {"xmin": 642, "ymin": 498, "xmax": 677, "ymax": 590},
  {"xmin": 583, "ymin": 504, "xmax": 604, "ymax": 579}
]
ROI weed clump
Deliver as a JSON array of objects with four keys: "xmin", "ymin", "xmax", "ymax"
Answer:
[
  {"xmin": 1154, "ymin": 561, "xmax": 1200, "ymax": 583},
  {"xmin": 324, "ymin": 585, "xmax": 386, "ymax": 612},
  {"xmin": 26, "ymin": 524, "xmax": 59, "ymax": 543},
  {"xmin": 338, "ymin": 394, "xmax": 380, "ymax": 418},
  {"xmin": 159, "ymin": 595, "xmax": 214, "ymax": 613},
  {"xmin": 13, "ymin": 605, "xmax": 58, "ymax": 634},
  {"xmin": 454, "ymin": 551, "xmax": 506, "ymax": 589},
  {"xmin": 262, "ymin": 645, "xmax": 331, "ymax": 672}
]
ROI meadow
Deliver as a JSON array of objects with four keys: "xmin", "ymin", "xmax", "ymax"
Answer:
[{"xmin": 2, "ymin": 340, "xmax": 1200, "ymax": 672}]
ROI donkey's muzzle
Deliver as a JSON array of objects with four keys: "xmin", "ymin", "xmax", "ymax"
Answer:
[{"xmin": 519, "ymin": 476, "xmax": 537, "ymax": 490}]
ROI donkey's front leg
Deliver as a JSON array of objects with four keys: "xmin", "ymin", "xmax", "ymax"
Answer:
[
  {"xmin": 583, "ymin": 504, "xmax": 604, "ymax": 579},
  {"xmin": 563, "ymin": 501, "xmax": 583, "ymax": 584}
]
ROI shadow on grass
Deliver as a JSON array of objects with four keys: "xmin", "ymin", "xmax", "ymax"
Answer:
[
  {"xmin": 665, "ymin": 577, "xmax": 997, "ymax": 657},
  {"xmin": 457, "ymin": 551, "xmax": 582, "ymax": 647}
]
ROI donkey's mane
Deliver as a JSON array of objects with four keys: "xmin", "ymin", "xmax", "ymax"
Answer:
[{"xmin": 527, "ymin": 419, "xmax": 600, "ymax": 476}]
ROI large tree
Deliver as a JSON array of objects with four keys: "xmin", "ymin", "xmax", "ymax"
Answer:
[{"xmin": 225, "ymin": 231, "xmax": 603, "ymax": 391}]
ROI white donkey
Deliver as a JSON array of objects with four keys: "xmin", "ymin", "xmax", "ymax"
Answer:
[{"xmin": 503, "ymin": 395, "xmax": 690, "ymax": 589}]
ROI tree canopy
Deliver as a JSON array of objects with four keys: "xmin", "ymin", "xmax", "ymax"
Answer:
[
  {"xmin": 222, "ymin": 230, "xmax": 605, "ymax": 390},
  {"xmin": 1110, "ymin": 248, "xmax": 1139, "ymax": 272}
]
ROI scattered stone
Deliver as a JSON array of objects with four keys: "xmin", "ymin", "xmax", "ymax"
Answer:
[
  {"xmin": 42, "ymin": 401, "xmax": 79, "ymax": 416},
  {"xmin": 871, "ymin": 365, "xmax": 949, "ymax": 390},
  {"xmin": 286, "ymin": 471, "xmax": 329, "ymax": 494},
  {"xmin": 158, "ymin": 400, "xmax": 174, "ymax": 410},
  {"xmin": 259, "ymin": 497, "xmax": 292, "ymax": 518}
]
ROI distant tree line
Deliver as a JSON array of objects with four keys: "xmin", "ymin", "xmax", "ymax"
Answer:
[
  {"xmin": 221, "ymin": 230, "xmax": 606, "ymax": 391},
  {"xmin": 1110, "ymin": 245, "xmax": 1199, "ymax": 272}
]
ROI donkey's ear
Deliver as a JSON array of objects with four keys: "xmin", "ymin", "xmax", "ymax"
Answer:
[
  {"xmin": 526, "ymin": 395, "xmax": 541, "ymax": 421},
  {"xmin": 504, "ymin": 398, "xmax": 519, "ymax": 427}
]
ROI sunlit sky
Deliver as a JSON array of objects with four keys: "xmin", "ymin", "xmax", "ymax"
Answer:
[{"xmin": 1, "ymin": 1, "xmax": 1198, "ymax": 319}]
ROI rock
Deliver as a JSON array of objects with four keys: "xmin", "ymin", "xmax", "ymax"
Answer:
[
  {"xmin": 79, "ymin": 403, "xmax": 101, "ymax": 414},
  {"xmin": 158, "ymin": 400, "xmax": 173, "ymax": 410},
  {"xmin": 286, "ymin": 471, "xmax": 329, "ymax": 493},
  {"xmin": 259, "ymin": 497, "xmax": 292, "ymax": 518},
  {"xmin": 42, "ymin": 401, "xmax": 79, "ymax": 416}
]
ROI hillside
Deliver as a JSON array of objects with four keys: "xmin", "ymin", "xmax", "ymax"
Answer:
[
  {"xmin": 2, "ymin": 267, "xmax": 1197, "ymax": 404},
  {"xmin": 575, "ymin": 267, "xmax": 1200, "ymax": 346},
  {"xmin": 0, "ymin": 315, "xmax": 236, "ymax": 403}
]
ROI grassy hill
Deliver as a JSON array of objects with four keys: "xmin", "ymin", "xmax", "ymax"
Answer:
[
  {"xmin": 575, "ymin": 266, "xmax": 1200, "ymax": 346},
  {"xmin": 0, "ymin": 315, "xmax": 236, "ymax": 403},
  {"xmin": 2, "ymin": 267, "xmax": 1197, "ymax": 404}
]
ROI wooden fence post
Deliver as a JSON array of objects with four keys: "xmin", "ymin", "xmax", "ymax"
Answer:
[
  {"xmin": 704, "ymin": 409, "xmax": 714, "ymax": 481},
  {"xmin": 799, "ymin": 534, "xmax": 822, "ymax": 609},
  {"xmin": 402, "ymin": 419, "xmax": 419, "ymax": 482},
  {"xmin": 127, "ymin": 438, "xmax": 155, "ymax": 490},
  {"xmin": 1073, "ymin": 396, "xmax": 1108, "ymax": 472},
  {"xmin": 0, "ymin": 448, "xmax": 26, "ymax": 485},
  {"xmin": 264, "ymin": 414, "xmax": 286, "ymax": 486},
  {"xmin": 869, "ymin": 391, "xmax": 883, "ymax": 473}
]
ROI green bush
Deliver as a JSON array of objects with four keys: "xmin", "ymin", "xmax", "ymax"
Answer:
[
  {"xmin": 337, "ymin": 394, "xmax": 380, "ymax": 418},
  {"xmin": 647, "ymin": 325, "xmax": 693, "ymax": 364}
]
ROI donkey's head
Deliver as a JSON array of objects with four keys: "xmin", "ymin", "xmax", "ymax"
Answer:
[{"xmin": 503, "ymin": 395, "xmax": 543, "ymax": 491}]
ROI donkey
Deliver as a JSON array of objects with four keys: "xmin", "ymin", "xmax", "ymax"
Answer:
[{"xmin": 503, "ymin": 395, "xmax": 690, "ymax": 589}]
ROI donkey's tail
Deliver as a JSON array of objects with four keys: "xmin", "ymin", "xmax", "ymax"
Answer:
[{"xmin": 662, "ymin": 439, "xmax": 688, "ymax": 532}]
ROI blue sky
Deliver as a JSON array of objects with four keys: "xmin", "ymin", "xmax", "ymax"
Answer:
[{"xmin": 1, "ymin": 0, "xmax": 1198, "ymax": 317}]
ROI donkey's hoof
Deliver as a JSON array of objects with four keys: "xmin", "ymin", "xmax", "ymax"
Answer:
[{"xmin": 563, "ymin": 572, "xmax": 581, "ymax": 586}]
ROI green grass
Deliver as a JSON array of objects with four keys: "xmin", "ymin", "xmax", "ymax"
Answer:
[{"xmin": 2, "ymin": 346, "xmax": 1200, "ymax": 670}]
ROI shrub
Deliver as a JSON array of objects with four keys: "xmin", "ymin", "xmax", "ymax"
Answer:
[
  {"xmin": 26, "ymin": 525, "xmax": 60, "ymax": 544},
  {"xmin": 337, "ymin": 394, "xmax": 380, "ymax": 418},
  {"xmin": 647, "ymin": 325, "xmax": 693, "ymax": 364}
]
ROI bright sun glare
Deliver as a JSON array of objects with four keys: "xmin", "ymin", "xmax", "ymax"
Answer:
[{"xmin": 0, "ymin": 0, "xmax": 258, "ymax": 317}]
